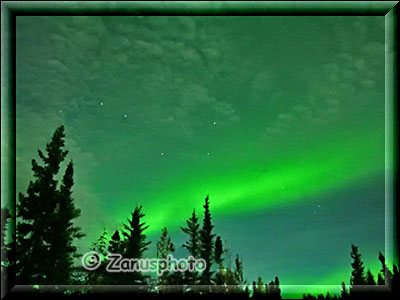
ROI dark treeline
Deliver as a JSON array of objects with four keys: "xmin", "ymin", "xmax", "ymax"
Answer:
[{"xmin": 1, "ymin": 126, "xmax": 398, "ymax": 299}]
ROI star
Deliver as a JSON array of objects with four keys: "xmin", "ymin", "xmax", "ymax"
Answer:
[
  {"xmin": 124, "ymin": 114, "xmax": 127, "ymax": 118},
  {"xmin": 161, "ymin": 152, "xmax": 164, "ymax": 156},
  {"xmin": 213, "ymin": 121, "xmax": 217, "ymax": 125},
  {"xmin": 100, "ymin": 102, "xmax": 104, "ymax": 106},
  {"xmin": 207, "ymin": 152, "xmax": 210, "ymax": 156},
  {"xmin": 59, "ymin": 110, "xmax": 63, "ymax": 113}
]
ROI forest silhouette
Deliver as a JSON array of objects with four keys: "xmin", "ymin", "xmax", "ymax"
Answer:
[{"xmin": 1, "ymin": 126, "xmax": 398, "ymax": 299}]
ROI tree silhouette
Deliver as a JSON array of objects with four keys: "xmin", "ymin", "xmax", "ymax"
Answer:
[
  {"xmin": 214, "ymin": 236, "xmax": 224, "ymax": 266},
  {"xmin": 121, "ymin": 205, "xmax": 151, "ymax": 284},
  {"xmin": 199, "ymin": 195, "xmax": 215, "ymax": 285},
  {"xmin": 181, "ymin": 209, "xmax": 201, "ymax": 287},
  {"xmin": 91, "ymin": 228, "xmax": 109, "ymax": 258},
  {"xmin": 393, "ymin": 264, "xmax": 400, "ymax": 297},
  {"xmin": 86, "ymin": 228, "xmax": 109, "ymax": 285},
  {"xmin": 108, "ymin": 230, "xmax": 122, "ymax": 254},
  {"xmin": 255, "ymin": 276, "xmax": 265, "ymax": 297},
  {"xmin": 377, "ymin": 273, "xmax": 385, "ymax": 285},
  {"xmin": 341, "ymin": 281, "xmax": 349, "ymax": 299},
  {"xmin": 366, "ymin": 269, "xmax": 376, "ymax": 285},
  {"xmin": 214, "ymin": 236, "xmax": 225, "ymax": 287},
  {"xmin": 48, "ymin": 161, "xmax": 84, "ymax": 283},
  {"xmin": 349, "ymin": 244, "xmax": 366, "ymax": 297},
  {"xmin": 105, "ymin": 230, "xmax": 124, "ymax": 285},
  {"xmin": 156, "ymin": 227, "xmax": 175, "ymax": 290},
  {"xmin": 16, "ymin": 125, "xmax": 83, "ymax": 284},
  {"xmin": 181, "ymin": 209, "xmax": 201, "ymax": 258},
  {"xmin": 378, "ymin": 252, "xmax": 393, "ymax": 286},
  {"xmin": 156, "ymin": 227, "xmax": 175, "ymax": 260}
]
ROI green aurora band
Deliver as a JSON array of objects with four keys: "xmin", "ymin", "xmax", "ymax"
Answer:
[
  {"xmin": 111, "ymin": 124, "xmax": 384, "ymax": 236},
  {"xmin": 95, "ymin": 123, "xmax": 386, "ymax": 293}
]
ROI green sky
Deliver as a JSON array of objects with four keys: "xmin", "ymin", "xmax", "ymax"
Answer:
[{"xmin": 15, "ymin": 15, "xmax": 388, "ymax": 296}]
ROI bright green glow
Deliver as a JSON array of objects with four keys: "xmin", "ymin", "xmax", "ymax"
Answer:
[{"xmin": 112, "ymin": 125, "xmax": 383, "ymax": 236}]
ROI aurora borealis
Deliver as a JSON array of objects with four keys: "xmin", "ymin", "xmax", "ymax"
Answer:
[{"xmin": 14, "ymin": 14, "xmax": 388, "ymax": 296}]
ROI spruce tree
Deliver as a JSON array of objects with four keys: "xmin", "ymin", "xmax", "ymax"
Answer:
[
  {"xmin": 274, "ymin": 276, "xmax": 282, "ymax": 299},
  {"xmin": 16, "ymin": 126, "xmax": 83, "ymax": 284},
  {"xmin": 214, "ymin": 236, "xmax": 224, "ymax": 266},
  {"xmin": 378, "ymin": 252, "xmax": 393, "ymax": 285},
  {"xmin": 366, "ymin": 269, "xmax": 376, "ymax": 285},
  {"xmin": 106, "ymin": 230, "xmax": 124, "ymax": 285},
  {"xmin": 108, "ymin": 230, "xmax": 122, "ymax": 254},
  {"xmin": 181, "ymin": 209, "xmax": 200, "ymax": 258},
  {"xmin": 48, "ymin": 161, "xmax": 84, "ymax": 283},
  {"xmin": 341, "ymin": 281, "xmax": 349, "ymax": 299},
  {"xmin": 121, "ymin": 205, "xmax": 151, "ymax": 284},
  {"xmin": 233, "ymin": 254, "xmax": 245, "ymax": 285},
  {"xmin": 199, "ymin": 195, "xmax": 215, "ymax": 285},
  {"xmin": 181, "ymin": 209, "xmax": 201, "ymax": 287},
  {"xmin": 256, "ymin": 276, "xmax": 265, "ymax": 295},
  {"xmin": 87, "ymin": 229, "xmax": 109, "ymax": 285},
  {"xmin": 377, "ymin": 273, "xmax": 385, "ymax": 285},
  {"xmin": 156, "ymin": 227, "xmax": 175, "ymax": 288},
  {"xmin": 349, "ymin": 244, "xmax": 366, "ymax": 298},
  {"xmin": 350, "ymin": 245, "xmax": 366, "ymax": 285},
  {"xmin": 90, "ymin": 228, "xmax": 109, "ymax": 258},
  {"xmin": 156, "ymin": 227, "xmax": 175, "ymax": 260},
  {"xmin": 214, "ymin": 236, "xmax": 225, "ymax": 286}
]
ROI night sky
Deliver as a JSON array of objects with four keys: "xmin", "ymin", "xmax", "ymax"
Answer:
[{"xmin": 15, "ymin": 16, "xmax": 385, "ymax": 295}]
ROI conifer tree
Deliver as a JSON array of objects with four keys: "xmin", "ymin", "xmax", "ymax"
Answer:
[
  {"xmin": 87, "ymin": 229, "xmax": 109, "ymax": 285},
  {"xmin": 199, "ymin": 195, "xmax": 215, "ymax": 285},
  {"xmin": 341, "ymin": 281, "xmax": 349, "ymax": 299},
  {"xmin": 105, "ymin": 230, "xmax": 125, "ymax": 285},
  {"xmin": 378, "ymin": 252, "xmax": 393, "ymax": 285},
  {"xmin": 349, "ymin": 245, "xmax": 366, "ymax": 298},
  {"xmin": 16, "ymin": 126, "xmax": 83, "ymax": 284},
  {"xmin": 256, "ymin": 276, "xmax": 265, "ymax": 295},
  {"xmin": 267, "ymin": 276, "xmax": 282, "ymax": 299},
  {"xmin": 377, "ymin": 273, "xmax": 385, "ymax": 285},
  {"xmin": 214, "ymin": 236, "xmax": 224, "ymax": 266},
  {"xmin": 274, "ymin": 276, "xmax": 282, "ymax": 299},
  {"xmin": 234, "ymin": 254, "xmax": 245, "ymax": 285},
  {"xmin": 156, "ymin": 227, "xmax": 175, "ymax": 260},
  {"xmin": 121, "ymin": 205, "xmax": 151, "ymax": 284},
  {"xmin": 156, "ymin": 227, "xmax": 175, "ymax": 289},
  {"xmin": 181, "ymin": 209, "xmax": 201, "ymax": 286},
  {"xmin": 108, "ymin": 230, "xmax": 122, "ymax": 254},
  {"xmin": 91, "ymin": 228, "xmax": 109, "ymax": 258},
  {"xmin": 48, "ymin": 161, "xmax": 84, "ymax": 283},
  {"xmin": 366, "ymin": 269, "xmax": 376, "ymax": 285},
  {"xmin": 214, "ymin": 236, "xmax": 225, "ymax": 286},
  {"xmin": 252, "ymin": 281, "xmax": 257, "ymax": 299},
  {"xmin": 350, "ymin": 245, "xmax": 366, "ymax": 285},
  {"xmin": 181, "ymin": 209, "xmax": 200, "ymax": 258}
]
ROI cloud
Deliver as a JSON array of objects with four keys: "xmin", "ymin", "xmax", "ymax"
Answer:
[{"xmin": 261, "ymin": 18, "xmax": 384, "ymax": 144}]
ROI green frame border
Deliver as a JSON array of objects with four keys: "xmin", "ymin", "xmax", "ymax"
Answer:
[{"xmin": 1, "ymin": 1, "xmax": 398, "ymax": 298}]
